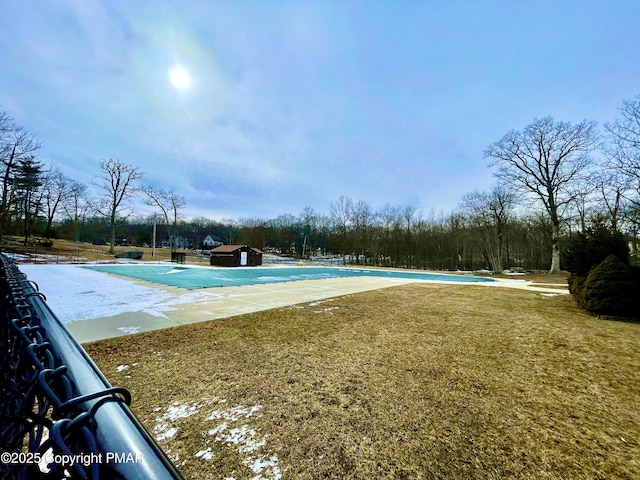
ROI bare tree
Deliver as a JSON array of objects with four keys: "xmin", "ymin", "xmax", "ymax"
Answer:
[
  {"xmin": 329, "ymin": 196, "xmax": 352, "ymax": 264},
  {"xmin": 460, "ymin": 185, "xmax": 516, "ymax": 272},
  {"xmin": 485, "ymin": 116, "xmax": 598, "ymax": 273},
  {"xmin": 237, "ymin": 216, "xmax": 266, "ymax": 247},
  {"xmin": 604, "ymin": 94, "xmax": 640, "ymax": 205},
  {"xmin": 299, "ymin": 206, "xmax": 317, "ymax": 227},
  {"xmin": 563, "ymin": 174, "xmax": 599, "ymax": 234},
  {"xmin": 219, "ymin": 218, "xmax": 239, "ymax": 245},
  {"xmin": 41, "ymin": 168, "xmax": 74, "ymax": 237},
  {"xmin": 591, "ymin": 168, "xmax": 633, "ymax": 231},
  {"xmin": 397, "ymin": 204, "xmax": 418, "ymax": 265},
  {"xmin": 377, "ymin": 203, "xmax": 399, "ymax": 265},
  {"xmin": 0, "ymin": 112, "xmax": 43, "ymax": 242},
  {"xmin": 350, "ymin": 200, "xmax": 374, "ymax": 264},
  {"xmin": 141, "ymin": 185, "xmax": 186, "ymax": 252},
  {"xmin": 266, "ymin": 214, "xmax": 296, "ymax": 253},
  {"xmin": 401, "ymin": 204, "xmax": 417, "ymax": 235},
  {"xmin": 62, "ymin": 180, "xmax": 89, "ymax": 242},
  {"xmin": 94, "ymin": 159, "xmax": 143, "ymax": 254}
]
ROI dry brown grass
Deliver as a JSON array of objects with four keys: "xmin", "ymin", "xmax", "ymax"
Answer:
[{"xmin": 84, "ymin": 283, "xmax": 639, "ymax": 479}]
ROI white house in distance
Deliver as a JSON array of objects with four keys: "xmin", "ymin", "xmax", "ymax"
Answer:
[{"xmin": 202, "ymin": 235, "xmax": 223, "ymax": 249}]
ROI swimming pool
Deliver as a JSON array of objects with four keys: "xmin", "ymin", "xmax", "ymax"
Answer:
[{"xmin": 84, "ymin": 265, "xmax": 494, "ymax": 290}]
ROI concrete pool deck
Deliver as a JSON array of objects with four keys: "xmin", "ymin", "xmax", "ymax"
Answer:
[{"xmin": 68, "ymin": 275, "xmax": 569, "ymax": 344}]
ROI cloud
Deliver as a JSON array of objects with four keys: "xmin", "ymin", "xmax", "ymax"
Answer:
[{"xmin": 2, "ymin": 0, "xmax": 640, "ymax": 221}]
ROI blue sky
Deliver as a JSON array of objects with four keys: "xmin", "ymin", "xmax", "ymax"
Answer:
[{"xmin": 1, "ymin": 0, "xmax": 639, "ymax": 220}]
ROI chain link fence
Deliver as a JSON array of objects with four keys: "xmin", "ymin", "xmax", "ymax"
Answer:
[{"xmin": 0, "ymin": 254, "xmax": 183, "ymax": 480}]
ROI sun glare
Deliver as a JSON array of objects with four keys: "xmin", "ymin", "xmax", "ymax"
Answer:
[{"xmin": 169, "ymin": 65, "xmax": 191, "ymax": 90}]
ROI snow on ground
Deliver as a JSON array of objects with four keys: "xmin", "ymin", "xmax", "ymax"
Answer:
[
  {"xmin": 17, "ymin": 264, "xmax": 351, "ymax": 326},
  {"xmin": 19, "ymin": 264, "xmax": 177, "ymax": 324},
  {"xmin": 152, "ymin": 398, "xmax": 282, "ymax": 479},
  {"xmin": 18, "ymin": 264, "xmax": 254, "ymax": 326}
]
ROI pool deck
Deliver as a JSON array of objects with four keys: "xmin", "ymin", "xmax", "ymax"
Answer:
[{"xmin": 68, "ymin": 275, "xmax": 568, "ymax": 344}]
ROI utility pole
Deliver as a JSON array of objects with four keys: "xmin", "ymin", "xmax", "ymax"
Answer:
[{"xmin": 152, "ymin": 213, "xmax": 157, "ymax": 258}]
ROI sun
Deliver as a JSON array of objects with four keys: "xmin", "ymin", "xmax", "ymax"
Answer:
[{"xmin": 168, "ymin": 65, "xmax": 191, "ymax": 90}]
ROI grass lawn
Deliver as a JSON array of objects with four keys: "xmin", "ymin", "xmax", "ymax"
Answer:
[{"xmin": 85, "ymin": 283, "xmax": 640, "ymax": 480}]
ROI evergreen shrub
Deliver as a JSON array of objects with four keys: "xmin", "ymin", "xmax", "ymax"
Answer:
[
  {"xmin": 562, "ymin": 227, "xmax": 629, "ymax": 277},
  {"xmin": 568, "ymin": 273, "xmax": 586, "ymax": 304},
  {"xmin": 582, "ymin": 255, "xmax": 640, "ymax": 317}
]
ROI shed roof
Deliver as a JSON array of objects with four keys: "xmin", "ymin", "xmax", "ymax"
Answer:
[{"xmin": 210, "ymin": 245, "xmax": 263, "ymax": 254}]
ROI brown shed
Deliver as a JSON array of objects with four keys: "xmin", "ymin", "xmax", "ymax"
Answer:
[{"xmin": 210, "ymin": 245, "xmax": 263, "ymax": 267}]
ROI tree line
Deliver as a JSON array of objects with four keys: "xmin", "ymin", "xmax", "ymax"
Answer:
[{"xmin": 1, "ymin": 93, "xmax": 639, "ymax": 272}]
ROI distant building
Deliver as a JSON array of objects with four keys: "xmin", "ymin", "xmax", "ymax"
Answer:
[
  {"xmin": 202, "ymin": 234, "xmax": 224, "ymax": 249},
  {"xmin": 210, "ymin": 245, "xmax": 263, "ymax": 267},
  {"xmin": 161, "ymin": 235, "xmax": 191, "ymax": 249}
]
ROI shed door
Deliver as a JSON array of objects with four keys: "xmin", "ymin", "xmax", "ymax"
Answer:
[{"xmin": 240, "ymin": 251, "xmax": 248, "ymax": 266}]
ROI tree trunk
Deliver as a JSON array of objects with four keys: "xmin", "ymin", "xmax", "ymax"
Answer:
[
  {"xmin": 109, "ymin": 212, "xmax": 116, "ymax": 254},
  {"xmin": 549, "ymin": 221, "xmax": 561, "ymax": 273}
]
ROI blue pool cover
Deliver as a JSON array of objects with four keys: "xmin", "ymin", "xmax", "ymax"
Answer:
[{"xmin": 84, "ymin": 265, "xmax": 494, "ymax": 290}]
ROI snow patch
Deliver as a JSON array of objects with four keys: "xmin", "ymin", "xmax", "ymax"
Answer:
[
  {"xmin": 313, "ymin": 306, "xmax": 339, "ymax": 314},
  {"xmin": 202, "ymin": 402, "xmax": 283, "ymax": 479},
  {"xmin": 208, "ymin": 422, "xmax": 229, "ymax": 437},
  {"xmin": 117, "ymin": 326, "xmax": 141, "ymax": 335},
  {"xmin": 195, "ymin": 448, "xmax": 213, "ymax": 460},
  {"xmin": 154, "ymin": 427, "xmax": 178, "ymax": 441},
  {"xmin": 244, "ymin": 455, "xmax": 282, "ymax": 480},
  {"xmin": 205, "ymin": 404, "xmax": 263, "ymax": 422},
  {"xmin": 164, "ymin": 402, "xmax": 202, "ymax": 421},
  {"xmin": 208, "ymin": 423, "xmax": 266, "ymax": 453},
  {"xmin": 152, "ymin": 395, "xmax": 281, "ymax": 479},
  {"xmin": 153, "ymin": 400, "xmax": 206, "ymax": 442}
]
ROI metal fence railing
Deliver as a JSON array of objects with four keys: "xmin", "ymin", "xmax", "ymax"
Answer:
[{"xmin": 0, "ymin": 254, "xmax": 184, "ymax": 480}]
